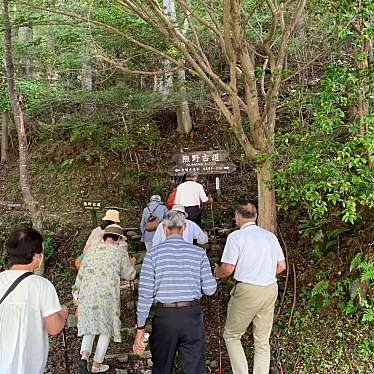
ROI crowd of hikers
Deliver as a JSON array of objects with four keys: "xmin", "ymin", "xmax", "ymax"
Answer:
[{"xmin": 0, "ymin": 170, "xmax": 286, "ymax": 374}]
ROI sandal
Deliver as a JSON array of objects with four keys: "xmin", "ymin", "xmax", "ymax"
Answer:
[
  {"xmin": 91, "ymin": 364, "xmax": 109, "ymax": 373},
  {"xmin": 78, "ymin": 358, "xmax": 90, "ymax": 374}
]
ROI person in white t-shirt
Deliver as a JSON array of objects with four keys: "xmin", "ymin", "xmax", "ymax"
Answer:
[
  {"xmin": 152, "ymin": 204, "xmax": 208, "ymax": 246},
  {"xmin": 0, "ymin": 226, "xmax": 68, "ymax": 374},
  {"xmin": 214, "ymin": 202, "xmax": 286, "ymax": 374},
  {"xmin": 174, "ymin": 171, "xmax": 212, "ymax": 227}
]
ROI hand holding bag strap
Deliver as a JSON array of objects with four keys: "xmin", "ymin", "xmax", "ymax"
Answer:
[{"xmin": 0, "ymin": 272, "xmax": 34, "ymax": 305}]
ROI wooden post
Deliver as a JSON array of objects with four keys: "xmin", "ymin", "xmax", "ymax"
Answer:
[
  {"xmin": 91, "ymin": 210, "xmax": 98, "ymax": 228},
  {"xmin": 1, "ymin": 112, "xmax": 8, "ymax": 163}
]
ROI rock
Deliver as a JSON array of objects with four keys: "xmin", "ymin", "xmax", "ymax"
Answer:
[
  {"xmin": 128, "ymin": 350, "xmax": 152, "ymax": 361},
  {"xmin": 67, "ymin": 314, "xmax": 78, "ymax": 328},
  {"xmin": 117, "ymin": 354, "xmax": 129, "ymax": 363},
  {"xmin": 349, "ymin": 279, "xmax": 369, "ymax": 301},
  {"xmin": 209, "ymin": 360, "xmax": 218, "ymax": 368},
  {"xmin": 115, "ymin": 369, "xmax": 128, "ymax": 374},
  {"xmin": 218, "ymin": 228, "xmax": 232, "ymax": 237}
]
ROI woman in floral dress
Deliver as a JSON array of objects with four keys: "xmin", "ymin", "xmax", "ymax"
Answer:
[{"xmin": 74, "ymin": 224, "xmax": 136, "ymax": 373}]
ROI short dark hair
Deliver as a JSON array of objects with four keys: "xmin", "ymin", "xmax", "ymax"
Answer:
[
  {"xmin": 6, "ymin": 226, "xmax": 43, "ymax": 265},
  {"xmin": 100, "ymin": 220, "xmax": 115, "ymax": 230},
  {"xmin": 103, "ymin": 233, "xmax": 120, "ymax": 242},
  {"xmin": 236, "ymin": 201, "xmax": 257, "ymax": 219}
]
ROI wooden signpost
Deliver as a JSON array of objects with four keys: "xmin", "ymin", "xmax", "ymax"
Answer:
[
  {"xmin": 168, "ymin": 150, "xmax": 236, "ymax": 198},
  {"xmin": 82, "ymin": 200, "xmax": 102, "ymax": 228},
  {"xmin": 168, "ymin": 150, "xmax": 236, "ymax": 176}
]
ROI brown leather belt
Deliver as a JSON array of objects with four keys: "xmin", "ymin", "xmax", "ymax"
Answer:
[{"xmin": 157, "ymin": 300, "xmax": 200, "ymax": 308}]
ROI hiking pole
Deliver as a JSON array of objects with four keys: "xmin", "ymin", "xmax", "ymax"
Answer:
[
  {"xmin": 210, "ymin": 200, "xmax": 215, "ymax": 229},
  {"xmin": 61, "ymin": 327, "xmax": 70, "ymax": 374},
  {"xmin": 130, "ymin": 280, "xmax": 137, "ymax": 326},
  {"xmin": 217, "ymin": 280, "xmax": 222, "ymax": 374}
]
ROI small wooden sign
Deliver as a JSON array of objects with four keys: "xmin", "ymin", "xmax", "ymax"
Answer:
[
  {"xmin": 82, "ymin": 200, "xmax": 102, "ymax": 210},
  {"xmin": 0, "ymin": 201, "xmax": 23, "ymax": 209}
]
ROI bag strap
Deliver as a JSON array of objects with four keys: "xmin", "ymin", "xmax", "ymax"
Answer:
[
  {"xmin": 0, "ymin": 272, "xmax": 34, "ymax": 305},
  {"xmin": 147, "ymin": 204, "xmax": 160, "ymax": 216}
]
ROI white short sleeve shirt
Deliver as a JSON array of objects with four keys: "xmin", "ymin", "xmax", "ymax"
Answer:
[
  {"xmin": 152, "ymin": 219, "xmax": 209, "ymax": 246},
  {"xmin": 221, "ymin": 223, "xmax": 285, "ymax": 286},
  {"xmin": 0, "ymin": 270, "xmax": 62, "ymax": 374},
  {"xmin": 174, "ymin": 181, "xmax": 208, "ymax": 207}
]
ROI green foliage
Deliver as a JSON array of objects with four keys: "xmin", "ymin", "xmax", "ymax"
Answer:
[
  {"xmin": 311, "ymin": 280, "xmax": 330, "ymax": 298},
  {"xmin": 275, "ymin": 61, "xmax": 374, "ymax": 233}
]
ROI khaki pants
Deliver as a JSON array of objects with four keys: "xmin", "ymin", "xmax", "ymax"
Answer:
[{"xmin": 223, "ymin": 282, "xmax": 278, "ymax": 374}]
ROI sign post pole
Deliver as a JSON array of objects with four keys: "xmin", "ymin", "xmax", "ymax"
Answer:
[
  {"xmin": 82, "ymin": 201, "xmax": 102, "ymax": 229},
  {"xmin": 215, "ymin": 176, "xmax": 221, "ymax": 200},
  {"xmin": 91, "ymin": 210, "xmax": 97, "ymax": 228}
]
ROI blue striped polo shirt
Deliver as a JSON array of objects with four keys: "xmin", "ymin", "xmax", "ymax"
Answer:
[{"xmin": 137, "ymin": 235, "xmax": 217, "ymax": 326}]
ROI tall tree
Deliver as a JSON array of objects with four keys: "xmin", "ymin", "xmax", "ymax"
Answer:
[
  {"xmin": 1, "ymin": 112, "xmax": 8, "ymax": 163},
  {"xmin": 105, "ymin": 0, "xmax": 307, "ymax": 232},
  {"xmin": 2, "ymin": 0, "xmax": 44, "ymax": 232}
]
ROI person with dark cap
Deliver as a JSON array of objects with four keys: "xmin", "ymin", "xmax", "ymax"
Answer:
[
  {"xmin": 174, "ymin": 171, "xmax": 212, "ymax": 227},
  {"xmin": 74, "ymin": 224, "xmax": 136, "ymax": 374},
  {"xmin": 0, "ymin": 226, "xmax": 68, "ymax": 374},
  {"xmin": 140, "ymin": 195, "xmax": 168, "ymax": 251}
]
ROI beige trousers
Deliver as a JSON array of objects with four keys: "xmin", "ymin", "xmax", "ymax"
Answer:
[{"xmin": 223, "ymin": 282, "xmax": 278, "ymax": 374}]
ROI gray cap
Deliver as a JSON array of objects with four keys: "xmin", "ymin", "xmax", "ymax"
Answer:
[
  {"xmin": 185, "ymin": 171, "xmax": 198, "ymax": 178},
  {"xmin": 150, "ymin": 195, "xmax": 162, "ymax": 202}
]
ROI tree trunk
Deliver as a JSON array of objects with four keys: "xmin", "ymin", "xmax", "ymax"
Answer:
[
  {"xmin": 257, "ymin": 159, "xmax": 277, "ymax": 233},
  {"xmin": 1, "ymin": 113, "xmax": 8, "ymax": 163},
  {"xmin": 18, "ymin": 26, "xmax": 33, "ymax": 79},
  {"xmin": 81, "ymin": 44, "xmax": 95, "ymax": 113},
  {"xmin": 175, "ymin": 68, "xmax": 192, "ymax": 134},
  {"xmin": 2, "ymin": 0, "xmax": 44, "ymax": 234},
  {"xmin": 161, "ymin": 0, "xmax": 192, "ymax": 133}
]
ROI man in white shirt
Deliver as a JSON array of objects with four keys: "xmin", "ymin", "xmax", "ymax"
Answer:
[
  {"xmin": 214, "ymin": 202, "xmax": 286, "ymax": 374},
  {"xmin": 174, "ymin": 171, "xmax": 212, "ymax": 227},
  {"xmin": 0, "ymin": 226, "xmax": 68, "ymax": 374},
  {"xmin": 152, "ymin": 204, "xmax": 208, "ymax": 246}
]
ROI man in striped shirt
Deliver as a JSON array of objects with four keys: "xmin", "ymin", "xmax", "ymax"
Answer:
[{"xmin": 133, "ymin": 210, "xmax": 217, "ymax": 373}]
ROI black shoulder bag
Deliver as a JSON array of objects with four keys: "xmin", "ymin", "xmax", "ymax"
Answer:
[{"xmin": 0, "ymin": 272, "xmax": 34, "ymax": 305}]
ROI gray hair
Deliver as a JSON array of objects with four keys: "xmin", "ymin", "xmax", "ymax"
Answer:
[
  {"xmin": 236, "ymin": 201, "xmax": 257, "ymax": 219},
  {"xmin": 163, "ymin": 210, "xmax": 186, "ymax": 229}
]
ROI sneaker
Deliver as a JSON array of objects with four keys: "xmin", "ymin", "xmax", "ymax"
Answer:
[
  {"xmin": 91, "ymin": 364, "xmax": 109, "ymax": 373},
  {"xmin": 78, "ymin": 359, "xmax": 89, "ymax": 374}
]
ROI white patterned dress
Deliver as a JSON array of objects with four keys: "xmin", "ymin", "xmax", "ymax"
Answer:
[{"xmin": 75, "ymin": 242, "xmax": 136, "ymax": 342}]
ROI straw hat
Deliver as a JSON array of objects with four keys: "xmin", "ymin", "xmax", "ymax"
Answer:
[
  {"xmin": 172, "ymin": 204, "xmax": 188, "ymax": 217},
  {"xmin": 102, "ymin": 209, "xmax": 120, "ymax": 223},
  {"xmin": 104, "ymin": 224, "xmax": 124, "ymax": 237}
]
